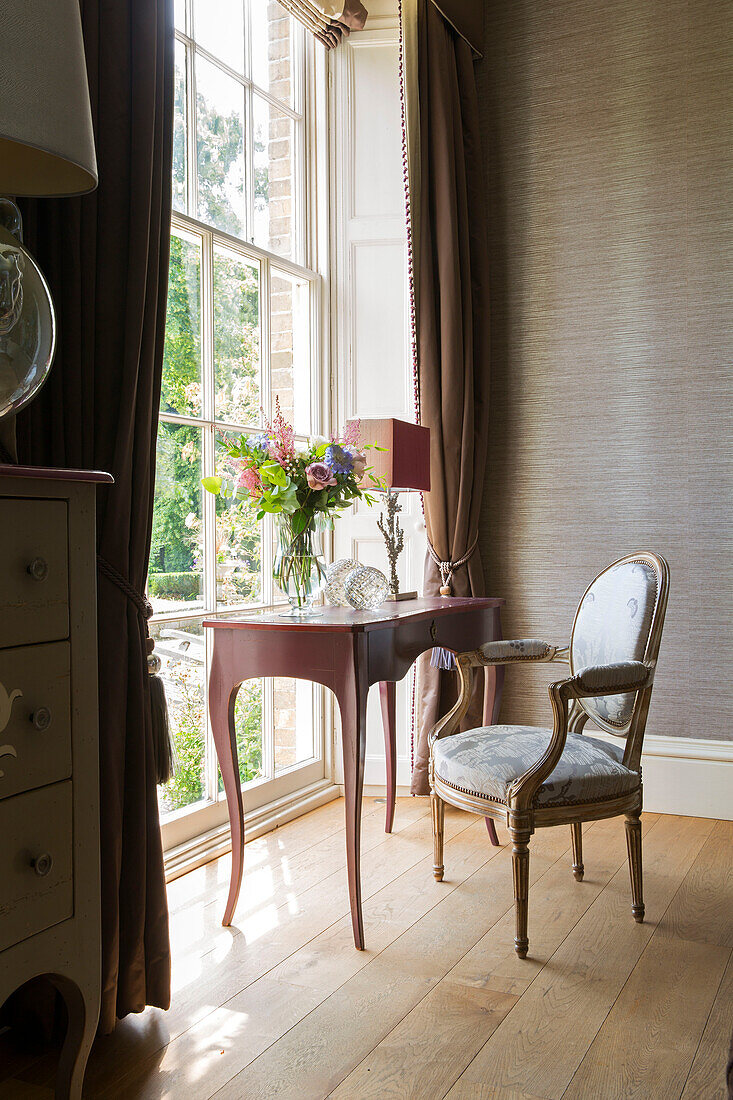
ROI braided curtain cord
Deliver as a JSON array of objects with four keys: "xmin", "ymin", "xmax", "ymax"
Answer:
[
  {"xmin": 427, "ymin": 534, "xmax": 479, "ymax": 595},
  {"xmin": 427, "ymin": 536, "xmax": 479, "ymax": 670},
  {"xmin": 96, "ymin": 555, "xmax": 175, "ymax": 784}
]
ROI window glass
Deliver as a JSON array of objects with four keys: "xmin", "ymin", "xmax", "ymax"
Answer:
[
  {"xmin": 173, "ymin": 40, "xmax": 188, "ymax": 214},
  {"xmin": 152, "ymin": 618, "xmax": 207, "ymax": 814},
  {"xmin": 253, "ymin": 94, "xmax": 296, "ymax": 259},
  {"xmin": 196, "ymin": 54, "xmax": 246, "ymax": 237},
  {"xmin": 274, "ymin": 679, "xmax": 315, "ymax": 772},
  {"xmin": 149, "ymin": 422, "xmax": 204, "ymax": 614},
  {"xmin": 214, "ymin": 245, "xmax": 260, "ymax": 424},
  {"xmin": 270, "ymin": 269, "xmax": 311, "ymax": 433},
  {"xmin": 251, "ymin": 1, "xmax": 295, "ymax": 108},
  {"xmin": 161, "ymin": 230, "xmax": 202, "ymax": 418},
  {"xmin": 194, "ymin": 0, "xmax": 245, "ymax": 75}
]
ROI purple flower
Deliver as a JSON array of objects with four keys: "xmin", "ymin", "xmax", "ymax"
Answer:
[
  {"xmin": 324, "ymin": 444, "xmax": 353, "ymax": 474},
  {"xmin": 306, "ymin": 462, "xmax": 337, "ymax": 490}
]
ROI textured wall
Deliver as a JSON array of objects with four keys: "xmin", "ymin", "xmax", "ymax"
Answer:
[{"xmin": 476, "ymin": 0, "xmax": 732, "ymax": 739}]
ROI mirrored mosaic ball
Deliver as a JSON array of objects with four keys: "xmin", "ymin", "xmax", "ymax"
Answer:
[
  {"xmin": 324, "ymin": 558, "xmax": 360, "ymax": 606},
  {"xmin": 344, "ymin": 565, "xmax": 389, "ymax": 611}
]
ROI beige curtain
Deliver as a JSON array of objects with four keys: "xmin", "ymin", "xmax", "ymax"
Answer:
[
  {"xmin": 280, "ymin": 0, "xmax": 368, "ymax": 48},
  {"xmin": 401, "ymin": 0, "xmax": 491, "ymax": 795}
]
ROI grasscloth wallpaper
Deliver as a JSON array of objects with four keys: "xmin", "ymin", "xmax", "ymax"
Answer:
[{"xmin": 476, "ymin": 0, "xmax": 731, "ymax": 740}]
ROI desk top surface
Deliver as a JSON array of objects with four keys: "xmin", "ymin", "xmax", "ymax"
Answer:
[{"xmin": 203, "ymin": 595, "xmax": 503, "ymax": 634}]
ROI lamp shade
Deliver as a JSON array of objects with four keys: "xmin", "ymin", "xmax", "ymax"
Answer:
[
  {"xmin": 353, "ymin": 418, "xmax": 431, "ymax": 492},
  {"xmin": 0, "ymin": 0, "xmax": 97, "ymax": 196}
]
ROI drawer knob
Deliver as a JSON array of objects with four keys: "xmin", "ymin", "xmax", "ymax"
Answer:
[
  {"xmin": 30, "ymin": 707, "xmax": 52, "ymax": 731},
  {"xmin": 27, "ymin": 558, "xmax": 49, "ymax": 582},
  {"xmin": 31, "ymin": 853, "xmax": 53, "ymax": 877}
]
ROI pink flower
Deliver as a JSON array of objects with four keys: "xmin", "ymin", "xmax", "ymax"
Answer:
[
  {"xmin": 341, "ymin": 419, "xmax": 361, "ymax": 447},
  {"xmin": 236, "ymin": 465, "xmax": 262, "ymax": 496},
  {"xmin": 306, "ymin": 462, "xmax": 337, "ymax": 490},
  {"xmin": 263, "ymin": 396, "xmax": 295, "ymax": 464}
]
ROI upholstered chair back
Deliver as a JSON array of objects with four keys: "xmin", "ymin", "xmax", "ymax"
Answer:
[{"xmin": 570, "ymin": 554, "xmax": 667, "ymax": 735}]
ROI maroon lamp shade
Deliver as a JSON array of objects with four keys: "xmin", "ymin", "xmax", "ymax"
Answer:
[{"xmin": 353, "ymin": 418, "xmax": 431, "ymax": 492}]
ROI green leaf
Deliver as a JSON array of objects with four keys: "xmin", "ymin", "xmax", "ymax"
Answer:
[
  {"xmin": 201, "ymin": 475, "xmax": 223, "ymax": 495},
  {"xmin": 261, "ymin": 462, "xmax": 287, "ymax": 487},
  {"xmin": 290, "ymin": 510, "xmax": 309, "ymax": 535}
]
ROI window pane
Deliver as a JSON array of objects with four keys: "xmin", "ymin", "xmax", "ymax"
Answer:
[
  {"xmin": 173, "ymin": 41, "xmax": 188, "ymax": 214},
  {"xmin": 214, "ymin": 246, "xmax": 260, "ymax": 423},
  {"xmin": 193, "ymin": 0, "xmax": 244, "ymax": 74},
  {"xmin": 274, "ymin": 679, "xmax": 315, "ymax": 772},
  {"xmin": 153, "ymin": 619, "xmax": 207, "ymax": 814},
  {"xmin": 219, "ymin": 679, "xmax": 264, "ymax": 790},
  {"xmin": 251, "ymin": 1, "xmax": 294, "ymax": 108},
  {"xmin": 214, "ymin": 433, "xmax": 262, "ymax": 607},
  {"xmin": 196, "ymin": 55, "xmax": 246, "ymax": 237},
  {"xmin": 149, "ymin": 422, "xmax": 204, "ymax": 614},
  {"xmin": 174, "ymin": 0, "xmax": 186, "ymax": 32},
  {"xmin": 270, "ymin": 270, "xmax": 311, "ymax": 433},
  {"xmin": 253, "ymin": 94, "xmax": 295, "ymax": 259},
  {"xmin": 161, "ymin": 231, "xmax": 202, "ymax": 417}
]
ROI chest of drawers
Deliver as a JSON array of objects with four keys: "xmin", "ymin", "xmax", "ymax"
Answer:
[{"xmin": 0, "ymin": 466, "xmax": 112, "ymax": 1100}]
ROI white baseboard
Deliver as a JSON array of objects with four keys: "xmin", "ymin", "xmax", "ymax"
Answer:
[
  {"xmin": 630, "ymin": 734, "xmax": 733, "ymax": 819},
  {"xmin": 362, "ymin": 737, "xmax": 733, "ymax": 820}
]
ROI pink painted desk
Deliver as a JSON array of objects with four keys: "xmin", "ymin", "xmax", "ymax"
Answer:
[{"xmin": 204, "ymin": 596, "xmax": 504, "ymax": 950}]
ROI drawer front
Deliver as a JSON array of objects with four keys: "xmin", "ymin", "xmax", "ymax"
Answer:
[
  {"xmin": 0, "ymin": 781, "xmax": 73, "ymax": 953},
  {"xmin": 0, "ymin": 643, "xmax": 71, "ymax": 801},
  {"xmin": 0, "ymin": 499, "xmax": 69, "ymax": 649}
]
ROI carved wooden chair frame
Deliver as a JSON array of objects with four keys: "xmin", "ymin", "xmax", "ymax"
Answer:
[{"xmin": 428, "ymin": 552, "xmax": 670, "ymax": 958}]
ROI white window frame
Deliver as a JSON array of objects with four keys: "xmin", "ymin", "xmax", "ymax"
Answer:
[{"xmin": 157, "ymin": 4, "xmax": 336, "ymax": 863}]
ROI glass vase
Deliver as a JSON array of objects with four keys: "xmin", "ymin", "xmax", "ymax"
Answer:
[{"xmin": 273, "ymin": 515, "xmax": 326, "ymax": 617}]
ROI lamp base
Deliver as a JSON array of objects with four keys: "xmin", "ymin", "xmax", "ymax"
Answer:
[{"xmin": 388, "ymin": 590, "xmax": 418, "ymax": 602}]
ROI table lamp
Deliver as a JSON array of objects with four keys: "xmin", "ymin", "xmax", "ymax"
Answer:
[
  {"xmin": 0, "ymin": 0, "xmax": 97, "ymax": 456},
  {"xmin": 354, "ymin": 417, "xmax": 430, "ymax": 600}
]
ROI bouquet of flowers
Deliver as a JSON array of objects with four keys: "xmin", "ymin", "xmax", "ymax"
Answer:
[{"xmin": 202, "ymin": 400, "xmax": 385, "ymax": 614}]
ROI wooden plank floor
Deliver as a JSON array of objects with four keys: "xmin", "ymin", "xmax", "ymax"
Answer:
[{"xmin": 1, "ymin": 800, "xmax": 731, "ymax": 1099}]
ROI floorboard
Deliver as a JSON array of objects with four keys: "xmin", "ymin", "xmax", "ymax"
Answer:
[{"xmin": 0, "ymin": 801, "xmax": 729, "ymax": 1100}]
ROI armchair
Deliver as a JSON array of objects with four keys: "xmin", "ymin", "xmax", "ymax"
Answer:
[{"xmin": 429, "ymin": 552, "xmax": 670, "ymax": 958}]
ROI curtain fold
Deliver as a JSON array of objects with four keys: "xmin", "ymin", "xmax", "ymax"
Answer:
[
  {"xmin": 402, "ymin": 0, "xmax": 491, "ymax": 795},
  {"xmin": 280, "ymin": 0, "xmax": 367, "ymax": 48},
  {"xmin": 17, "ymin": 0, "xmax": 174, "ymax": 1032}
]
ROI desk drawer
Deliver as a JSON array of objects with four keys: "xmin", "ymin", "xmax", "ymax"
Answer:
[
  {"xmin": 0, "ymin": 499, "xmax": 69, "ymax": 649},
  {"xmin": 0, "ymin": 643, "xmax": 71, "ymax": 801},
  {"xmin": 0, "ymin": 781, "xmax": 73, "ymax": 953}
]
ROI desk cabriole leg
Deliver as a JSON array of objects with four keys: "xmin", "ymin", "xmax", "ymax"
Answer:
[
  {"xmin": 379, "ymin": 680, "xmax": 397, "ymax": 833},
  {"xmin": 209, "ymin": 637, "xmax": 243, "ymax": 927},
  {"xmin": 337, "ymin": 634, "xmax": 369, "ymax": 950}
]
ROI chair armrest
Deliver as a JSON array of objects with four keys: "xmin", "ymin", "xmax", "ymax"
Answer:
[
  {"xmin": 501, "ymin": 662, "xmax": 651, "ymax": 808},
  {"xmin": 570, "ymin": 660, "xmax": 652, "ymax": 697},
  {"xmin": 460, "ymin": 639, "xmax": 569, "ymax": 667},
  {"xmin": 429, "ymin": 640, "xmax": 570, "ymax": 747}
]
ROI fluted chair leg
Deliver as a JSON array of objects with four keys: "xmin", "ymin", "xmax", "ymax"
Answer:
[
  {"xmin": 510, "ymin": 828, "xmax": 531, "ymax": 957},
  {"xmin": 571, "ymin": 823, "xmax": 584, "ymax": 881},
  {"xmin": 625, "ymin": 812, "xmax": 644, "ymax": 922},
  {"xmin": 431, "ymin": 792, "xmax": 445, "ymax": 881}
]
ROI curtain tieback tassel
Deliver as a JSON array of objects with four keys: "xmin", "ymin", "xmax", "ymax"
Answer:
[
  {"xmin": 426, "ymin": 535, "xmax": 479, "ymax": 669},
  {"xmin": 97, "ymin": 555, "xmax": 176, "ymax": 784}
]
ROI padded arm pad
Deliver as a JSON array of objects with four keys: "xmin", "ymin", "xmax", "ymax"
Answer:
[
  {"xmin": 477, "ymin": 639, "xmax": 561, "ymax": 663},
  {"xmin": 572, "ymin": 660, "xmax": 651, "ymax": 694}
]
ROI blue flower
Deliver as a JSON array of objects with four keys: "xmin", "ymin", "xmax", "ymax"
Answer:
[
  {"xmin": 324, "ymin": 444, "xmax": 353, "ymax": 475},
  {"xmin": 247, "ymin": 432, "xmax": 271, "ymax": 455}
]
